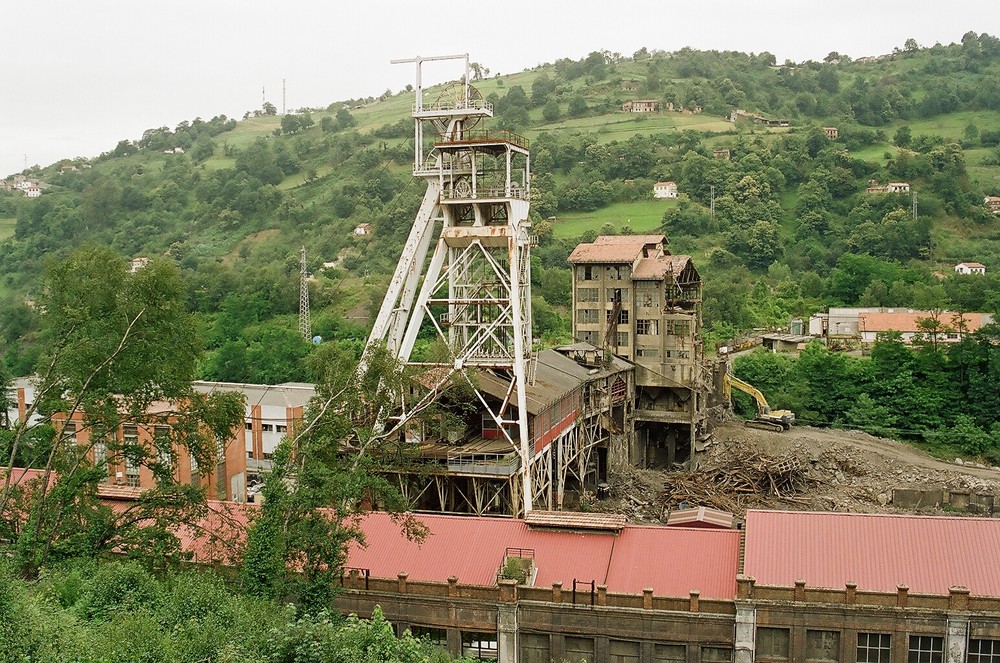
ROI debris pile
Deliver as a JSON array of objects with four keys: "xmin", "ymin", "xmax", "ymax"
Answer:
[{"xmin": 660, "ymin": 449, "xmax": 813, "ymax": 513}]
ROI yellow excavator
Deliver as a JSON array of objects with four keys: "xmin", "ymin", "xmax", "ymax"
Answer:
[{"xmin": 722, "ymin": 374, "xmax": 796, "ymax": 433}]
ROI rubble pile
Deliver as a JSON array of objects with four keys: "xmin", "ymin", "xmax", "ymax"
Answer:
[{"xmin": 595, "ymin": 422, "xmax": 1000, "ymax": 522}]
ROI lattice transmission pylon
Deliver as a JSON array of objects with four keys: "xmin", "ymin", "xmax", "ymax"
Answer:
[{"xmin": 364, "ymin": 54, "xmax": 539, "ymax": 514}]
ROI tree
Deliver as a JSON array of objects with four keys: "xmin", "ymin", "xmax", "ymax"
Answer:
[
  {"xmin": 0, "ymin": 248, "xmax": 244, "ymax": 575},
  {"xmin": 542, "ymin": 100, "xmax": 561, "ymax": 122},
  {"xmin": 904, "ymin": 38, "xmax": 919, "ymax": 52},
  {"xmin": 241, "ymin": 344, "xmax": 426, "ymax": 613},
  {"xmin": 262, "ymin": 102, "xmax": 277, "ymax": 116}
]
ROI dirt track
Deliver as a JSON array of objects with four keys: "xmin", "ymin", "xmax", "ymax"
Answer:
[{"xmin": 597, "ymin": 421, "xmax": 1000, "ymax": 522}]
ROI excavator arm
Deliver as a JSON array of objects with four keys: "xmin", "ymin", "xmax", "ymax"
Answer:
[{"xmin": 722, "ymin": 373, "xmax": 795, "ymax": 432}]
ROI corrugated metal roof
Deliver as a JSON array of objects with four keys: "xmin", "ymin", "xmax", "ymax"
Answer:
[
  {"xmin": 345, "ymin": 511, "xmax": 740, "ymax": 597},
  {"xmin": 744, "ymin": 510, "xmax": 1000, "ymax": 596},
  {"xmin": 858, "ymin": 311, "xmax": 991, "ymax": 334},
  {"xmin": 593, "ymin": 235, "xmax": 666, "ymax": 245},
  {"xmin": 474, "ymin": 349, "xmax": 590, "ymax": 414},
  {"xmin": 607, "ymin": 525, "xmax": 740, "ymax": 597}
]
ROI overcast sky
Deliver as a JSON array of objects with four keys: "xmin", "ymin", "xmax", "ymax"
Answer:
[{"xmin": 2, "ymin": 0, "xmax": 998, "ymax": 178}]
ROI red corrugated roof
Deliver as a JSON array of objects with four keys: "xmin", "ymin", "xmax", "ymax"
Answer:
[
  {"xmin": 858, "ymin": 310, "xmax": 991, "ymax": 334},
  {"xmin": 744, "ymin": 510, "xmax": 1000, "ymax": 596},
  {"xmin": 567, "ymin": 235, "xmax": 666, "ymax": 264},
  {"xmin": 345, "ymin": 512, "xmax": 740, "ymax": 597}
]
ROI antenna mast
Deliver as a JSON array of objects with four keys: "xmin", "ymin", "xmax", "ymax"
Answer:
[{"xmin": 299, "ymin": 247, "xmax": 311, "ymax": 340}]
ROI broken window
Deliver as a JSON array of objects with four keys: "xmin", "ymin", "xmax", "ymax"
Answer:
[
  {"xmin": 637, "ymin": 319, "xmax": 659, "ymax": 335},
  {"xmin": 807, "ymin": 631, "xmax": 840, "ymax": 662},
  {"xmin": 607, "ymin": 309, "xmax": 629, "ymax": 325},
  {"xmin": 758, "ymin": 628, "xmax": 790, "ymax": 661},
  {"xmin": 577, "ymin": 288, "xmax": 599, "ymax": 302},
  {"xmin": 579, "ymin": 308, "xmax": 600, "ymax": 324}
]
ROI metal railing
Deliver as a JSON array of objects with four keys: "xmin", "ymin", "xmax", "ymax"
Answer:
[
  {"xmin": 415, "ymin": 99, "xmax": 493, "ymax": 114},
  {"xmin": 441, "ymin": 185, "xmax": 529, "ymax": 201},
  {"xmin": 435, "ymin": 128, "xmax": 529, "ymax": 150},
  {"xmin": 446, "ymin": 451, "xmax": 520, "ymax": 476}
]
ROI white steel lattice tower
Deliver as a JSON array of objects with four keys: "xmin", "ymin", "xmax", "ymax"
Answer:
[
  {"xmin": 299, "ymin": 246, "xmax": 311, "ymax": 340},
  {"xmin": 365, "ymin": 54, "xmax": 538, "ymax": 514}
]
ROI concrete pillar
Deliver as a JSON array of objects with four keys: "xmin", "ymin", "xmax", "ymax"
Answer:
[
  {"xmin": 397, "ymin": 572, "xmax": 408, "ymax": 593},
  {"xmin": 689, "ymin": 590, "xmax": 700, "ymax": 612},
  {"xmin": 448, "ymin": 576, "xmax": 458, "ymax": 597},
  {"xmin": 945, "ymin": 615, "xmax": 969, "ymax": 663},
  {"xmin": 949, "ymin": 586, "xmax": 970, "ymax": 611},
  {"xmin": 552, "ymin": 581, "xmax": 562, "ymax": 603},
  {"xmin": 896, "ymin": 585, "xmax": 908, "ymax": 608},
  {"xmin": 643, "ymin": 587, "xmax": 654, "ymax": 609},
  {"xmin": 597, "ymin": 584, "xmax": 607, "ymax": 606},
  {"xmin": 497, "ymin": 582, "xmax": 518, "ymax": 663},
  {"xmin": 737, "ymin": 575, "xmax": 755, "ymax": 599},
  {"xmin": 735, "ymin": 603, "xmax": 756, "ymax": 663},
  {"xmin": 794, "ymin": 579, "xmax": 806, "ymax": 601}
]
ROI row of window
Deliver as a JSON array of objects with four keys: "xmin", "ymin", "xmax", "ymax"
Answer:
[
  {"xmin": 578, "ymin": 265, "xmax": 631, "ymax": 281},
  {"xmin": 243, "ymin": 422, "xmax": 288, "ymax": 433},
  {"xmin": 757, "ymin": 629, "xmax": 995, "ymax": 663},
  {"xmin": 577, "ymin": 287, "xmax": 629, "ymax": 302}
]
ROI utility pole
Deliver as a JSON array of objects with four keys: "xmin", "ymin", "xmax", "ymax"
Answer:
[
  {"xmin": 710, "ymin": 185, "xmax": 716, "ymax": 224},
  {"xmin": 912, "ymin": 189, "xmax": 918, "ymax": 222},
  {"xmin": 298, "ymin": 247, "xmax": 311, "ymax": 340}
]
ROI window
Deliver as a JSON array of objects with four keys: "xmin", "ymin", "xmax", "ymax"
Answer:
[
  {"xmin": 578, "ymin": 287, "xmax": 600, "ymax": 302},
  {"xmin": 247, "ymin": 451, "xmax": 254, "ymax": 459},
  {"xmin": 638, "ymin": 289, "xmax": 661, "ymax": 308},
  {"xmin": 637, "ymin": 348, "xmax": 659, "ymax": 358},
  {"xmin": 607, "ymin": 309, "xmax": 629, "ymax": 325},
  {"xmin": 908, "ymin": 636, "xmax": 942, "ymax": 663},
  {"xmin": 857, "ymin": 633, "xmax": 891, "ymax": 663},
  {"xmin": 807, "ymin": 630, "xmax": 840, "ymax": 662},
  {"xmin": 637, "ymin": 319, "xmax": 659, "ymax": 335},
  {"xmin": 607, "ymin": 265, "xmax": 630, "ymax": 280},
  {"xmin": 410, "ymin": 626, "xmax": 447, "ymax": 649},
  {"xmin": 580, "ymin": 331, "xmax": 600, "ymax": 345},
  {"xmin": 677, "ymin": 350, "xmax": 691, "ymax": 359},
  {"xmin": 190, "ymin": 453, "xmax": 199, "ymax": 473},
  {"xmin": 671, "ymin": 320, "xmax": 691, "ymax": 336},
  {"xmin": 276, "ymin": 425, "xmax": 287, "ymax": 433},
  {"xmin": 969, "ymin": 640, "xmax": 1000, "ymax": 663},
  {"xmin": 616, "ymin": 332, "xmax": 630, "ymax": 347},
  {"xmin": 462, "ymin": 631, "xmax": 498, "ymax": 660},
  {"xmin": 579, "ymin": 266, "xmax": 599, "ymax": 281},
  {"xmin": 610, "ymin": 639, "xmax": 641, "ymax": 663},
  {"xmin": 245, "ymin": 421, "xmax": 253, "ymax": 431},
  {"xmin": 579, "ymin": 308, "xmax": 600, "ymax": 324},
  {"xmin": 702, "ymin": 647, "xmax": 733, "ymax": 663},
  {"xmin": 521, "ymin": 633, "xmax": 550, "ymax": 663},
  {"xmin": 565, "ymin": 636, "xmax": 595, "ymax": 663},
  {"xmin": 758, "ymin": 628, "xmax": 790, "ymax": 661},
  {"xmin": 610, "ymin": 287, "xmax": 629, "ymax": 303},
  {"xmin": 262, "ymin": 424, "xmax": 274, "ymax": 432},
  {"xmin": 93, "ymin": 441, "xmax": 107, "ymax": 472},
  {"xmin": 655, "ymin": 644, "xmax": 687, "ymax": 663},
  {"xmin": 154, "ymin": 426, "xmax": 172, "ymax": 471},
  {"xmin": 63, "ymin": 421, "xmax": 78, "ymax": 444}
]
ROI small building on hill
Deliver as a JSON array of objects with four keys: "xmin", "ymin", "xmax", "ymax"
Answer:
[
  {"xmin": 622, "ymin": 99, "xmax": 659, "ymax": 113},
  {"xmin": 823, "ymin": 127, "xmax": 839, "ymax": 139},
  {"xmin": 955, "ymin": 262, "xmax": 986, "ymax": 275},
  {"xmin": 653, "ymin": 181, "xmax": 678, "ymax": 199},
  {"xmin": 985, "ymin": 196, "xmax": 1000, "ymax": 214}
]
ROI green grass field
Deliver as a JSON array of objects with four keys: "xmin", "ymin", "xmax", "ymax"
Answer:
[
  {"xmin": 0, "ymin": 218, "xmax": 15, "ymax": 242},
  {"xmin": 552, "ymin": 200, "xmax": 673, "ymax": 238}
]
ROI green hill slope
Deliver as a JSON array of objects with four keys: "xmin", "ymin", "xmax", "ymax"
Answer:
[{"xmin": 3, "ymin": 35, "xmax": 1000, "ymax": 381}]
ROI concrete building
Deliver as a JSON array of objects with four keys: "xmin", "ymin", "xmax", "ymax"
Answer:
[
  {"xmin": 823, "ymin": 127, "xmax": 839, "ymax": 140},
  {"xmin": 985, "ymin": 196, "xmax": 1000, "ymax": 215},
  {"xmin": 622, "ymin": 100, "xmax": 659, "ymax": 113},
  {"xmin": 568, "ymin": 235, "xmax": 706, "ymax": 468},
  {"xmin": 5, "ymin": 379, "xmax": 313, "ymax": 503},
  {"xmin": 955, "ymin": 262, "xmax": 987, "ymax": 275},
  {"xmin": 653, "ymin": 181, "xmax": 678, "ymax": 199}
]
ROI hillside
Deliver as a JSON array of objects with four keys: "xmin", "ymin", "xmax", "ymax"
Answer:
[{"xmin": 3, "ymin": 35, "xmax": 1000, "ymax": 383}]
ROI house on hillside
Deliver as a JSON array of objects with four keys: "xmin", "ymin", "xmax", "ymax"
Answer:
[
  {"xmin": 353, "ymin": 223, "xmax": 372, "ymax": 236},
  {"xmin": 712, "ymin": 148, "xmax": 731, "ymax": 160},
  {"xmin": 23, "ymin": 186, "xmax": 40, "ymax": 198},
  {"xmin": 823, "ymin": 127, "xmax": 839, "ymax": 139},
  {"xmin": 955, "ymin": 262, "xmax": 986, "ymax": 275},
  {"xmin": 652, "ymin": 181, "xmax": 678, "ymax": 199},
  {"xmin": 885, "ymin": 182, "xmax": 910, "ymax": 193},
  {"xmin": 130, "ymin": 257, "xmax": 150, "ymax": 273},
  {"xmin": 621, "ymin": 99, "xmax": 659, "ymax": 113},
  {"xmin": 985, "ymin": 196, "xmax": 1000, "ymax": 214}
]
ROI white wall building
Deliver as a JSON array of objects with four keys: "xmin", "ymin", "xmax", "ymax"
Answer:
[{"xmin": 653, "ymin": 181, "xmax": 678, "ymax": 199}]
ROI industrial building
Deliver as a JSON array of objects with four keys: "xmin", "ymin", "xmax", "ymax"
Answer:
[{"xmin": 568, "ymin": 235, "xmax": 708, "ymax": 469}]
